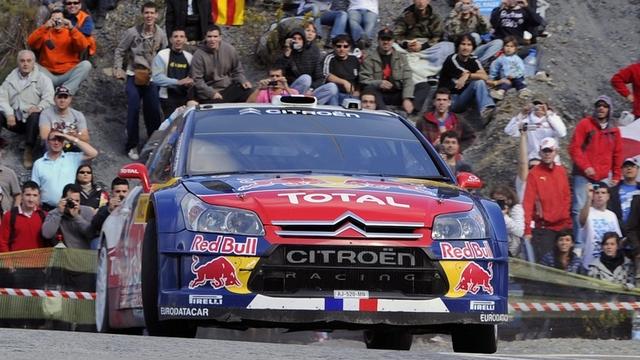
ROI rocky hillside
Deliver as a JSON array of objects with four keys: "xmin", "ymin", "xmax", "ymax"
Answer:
[{"xmin": 3, "ymin": 0, "xmax": 640, "ymax": 191}]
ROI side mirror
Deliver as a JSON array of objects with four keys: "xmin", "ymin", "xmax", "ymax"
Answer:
[
  {"xmin": 457, "ymin": 172, "xmax": 483, "ymax": 190},
  {"xmin": 118, "ymin": 163, "xmax": 151, "ymax": 193}
]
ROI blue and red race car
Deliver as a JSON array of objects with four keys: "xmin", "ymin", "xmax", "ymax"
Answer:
[{"xmin": 96, "ymin": 98, "xmax": 508, "ymax": 352}]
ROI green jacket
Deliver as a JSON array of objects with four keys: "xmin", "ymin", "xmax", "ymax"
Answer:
[
  {"xmin": 360, "ymin": 49, "xmax": 414, "ymax": 99},
  {"xmin": 393, "ymin": 4, "xmax": 444, "ymax": 46}
]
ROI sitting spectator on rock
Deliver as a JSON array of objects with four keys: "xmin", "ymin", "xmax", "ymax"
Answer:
[
  {"xmin": 444, "ymin": 1, "xmax": 503, "ymax": 66},
  {"xmin": 540, "ymin": 229, "xmax": 582, "ymax": 273},
  {"xmin": 0, "ymin": 181, "xmax": 47, "ymax": 253},
  {"xmin": 504, "ymin": 97, "xmax": 566, "ymax": 161},
  {"xmin": 247, "ymin": 66, "xmax": 299, "ymax": 103},
  {"xmin": 31, "ymin": 131, "xmax": 98, "ymax": 211},
  {"xmin": 348, "ymin": 0, "xmax": 378, "ymax": 49},
  {"xmin": 152, "ymin": 28, "xmax": 194, "ymax": 117},
  {"xmin": 63, "ymin": 0, "xmax": 96, "ymax": 60},
  {"xmin": 522, "ymin": 137, "xmax": 572, "ymax": 262},
  {"xmin": 302, "ymin": 21, "xmax": 323, "ymax": 52},
  {"xmin": 579, "ymin": 182, "xmax": 622, "ymax": 271},
  {"xmin": 321, "ymin": 34, "xmax": 360, "ymax": 104},
  {"xmin": 191, "ymin": 25, "xmax": 253, "ymax": 103},
  {"xmin": 488, "ymin": 36, "xmax": 531, "ymax": 100},
  {"xmin": 297, "ymin": 1, "xmax": 348, "ymax": 47},
  {"xmin": 416, "ymin": 88, "xmax": 476, "ymax": 150},
  {"xmin": 588, "ymin": 232, "xmax": 634, "ymax": 286},
  {"xmin": 0, "ymin": 50, "xmax": 54, "ymax": 169},
  {"xmin": 89, "ymin": 177, "xmax": 129, "ymax": 248},
  {"xmin": 611, "ymin": 61, "xmax": 640, "ymax": 121},
  {"xmin": 438, "ymin": 34, "xmax": 495, "ymax": 125},
  {"xmin": 27, "ymin": 8, "xmax": 91, "ymax": 95},
  {"xmin": 438, "ymin": 130, "xmax": 471, "ymax": 175},
  {"xmin": 39, "ymin": 86, "xmax": 90, "ymax": 151},
  {"xmin": 359, "ymin": 89, "xmax": 379, "ymax": 110},
  {"xmin": 490, "ymin": 185, "xmax": 524, "ymax": 257},
  {"xmin": 165, "ymin": 0, "xmax": 212, "ymax": 42},
  {"xmin": 75, "ymin": 164, "xmax": 107, "ymax": 211},
  {"xmin": 608, "ymin": 158, "xmax": 640, "ymax": 230},
  {"xmin": 393, "ymin": 0, "xmax": 455, "ymax": 79},
  {"xmin": 360, "ymin": 28, "xmax": 415, "ymax": 115},
  {"xmin": 41, "ymin": 183, "xmax": 94, "ymax": 248}
]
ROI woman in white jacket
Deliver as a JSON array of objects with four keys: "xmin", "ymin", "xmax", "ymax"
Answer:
[{"xmin": 490, "ymin": 185, "xmax": 525, "ymax": 257}]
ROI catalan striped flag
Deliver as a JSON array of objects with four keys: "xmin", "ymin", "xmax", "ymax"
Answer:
[
  {"xmin": 211, "ymin": 0, "xmax": 245, "ymax": 26},
  {"xmin": 619, "ymin": 119, "xmax": 640, "ymax": 161}
]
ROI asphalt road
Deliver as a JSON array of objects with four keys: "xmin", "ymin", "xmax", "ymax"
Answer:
[{"xmin": 3, "ymin": 328, "xmax": 640, "ymax": 360}]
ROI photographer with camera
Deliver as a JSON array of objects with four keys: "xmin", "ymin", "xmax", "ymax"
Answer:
[
  {"xmin": 504, "ymin": 96, "xmax": 567, "ymax": 162},
  {"xmin": 246, "ymin": 66, "xmax": 299, "ymax": 104},
  {"xmin": 490, "ymin": 185, "xmax": 525, "ymax": 258},
  {"xmin": 89, "ymin": 177, "xmax": 129, "ymax": 248},
  {"xmin": 41, "ymin": 183, "xmax": 95, "ymax": 249}
]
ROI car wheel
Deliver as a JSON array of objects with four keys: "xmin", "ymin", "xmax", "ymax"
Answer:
[
  {"xmin": 452, "ymin": 324, "xmax": 497, "ymax": 353},
  {"xmin": 142, "ymin": 217, "xmax": 197, "ymax": 338},
  {"xmin": 95, "ymin": 239, "xmax": 110, "ymax": 333},
  {"xmin": 363, "ymin": 329, "xmax": 413, "ymax": 351}
]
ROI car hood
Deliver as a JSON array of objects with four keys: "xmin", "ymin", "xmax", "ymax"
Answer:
[{"xmin": 182, "ymin": 174, "xmax": 474, "ymax": 226}]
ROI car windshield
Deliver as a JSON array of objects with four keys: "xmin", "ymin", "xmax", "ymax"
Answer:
[{"xmin": 186, "ymin": 110, "xmax": 443, "ymax": 179}]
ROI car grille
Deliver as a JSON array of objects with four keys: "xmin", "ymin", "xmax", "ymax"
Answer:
[{"xmin": 248, "ymin": 245, "xmax": 447, "ymax": 297}]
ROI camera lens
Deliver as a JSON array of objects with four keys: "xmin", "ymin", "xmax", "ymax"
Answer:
[{"xmin": 65, "ymin": 199, "xmax": 75, "ymax": 209}]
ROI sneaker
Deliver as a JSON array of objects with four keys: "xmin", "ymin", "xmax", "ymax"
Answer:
[
  {"xmin": 518, "ymin": 88, "xmax": 532, "ymax": 99},
  {"xmin": 426, "ymin": 75, "xmax": 439, "ymax": 86},
  {"xmin": 480, "ymin": 106, "xmax": 496, "ymax": 127},
  {"xmin": 490, "ymin": 89, "xmax": 505, "ymax": 100},
  {"xmin": 127, "ymin": 148, "xmax": 140, "ymax": 160},
  {"xmin": 22, "ymin": 147, "xmax": 33, "ymax": 169},
  {"xmin": 535, "ymin": 71, "xmax": 552, "ymax": 82}
]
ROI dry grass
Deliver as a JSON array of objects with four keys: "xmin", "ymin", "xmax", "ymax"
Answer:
[{"xmin": 0, "ymin": 1, "xmax": 38, "ymax": 78}]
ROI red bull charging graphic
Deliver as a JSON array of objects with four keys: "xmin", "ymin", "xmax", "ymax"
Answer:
[
  {"xmin": 189, "ymin": 255, "xmax": 242, "ymax": 289},
  {"xmin": 454, "ymin": 262, "xmax": 494, "ymax": 295}
]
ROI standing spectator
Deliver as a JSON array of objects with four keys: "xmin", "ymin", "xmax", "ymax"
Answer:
[
  {"xmin": 439, "ymin": 130, "xmax": 471, "ymax": 175},
  {"xmin": 165, "ymin": 0, "xmax": 213, "ymax": 42},
  {"xmin": 31, "ymin": 131, "xmax": 98, "ymax": 211},
  {"xmin": 84, "ymin": 0, "xmax": 115, "ymax": 29},
  {"xmin": 568, "ymin": 95, "xmax": 622, "ymax": 238},
  {"xmin": 416, "ymin": 88, "xmax": 476, "ymax": 150},
  {"xmin": 39, "ymin": 86, "xmax": 90, "ymax": 149},
  {"xmin": 75, "ymin": 164, "xmax": 107, "ymax": 211},
  {"xmin": 27, "ymin": 8, "xmax": 91, "ymax": 95},
  {"xmin": 321, "ymin": 34, "xmax": 360, "ymax": 104},
  {"xmin": 63, "ymin": 0, "xmax": 96, "ymax": 59},
  {"xmin": 522, "ymin": 137, "xmax": 572, "ymax": 262},
  {"xmin": 191, "ymin": 25, "xmax": 253, "ymax": 104},
  {"xmin": 488, "ymin": 36, "xmax": 530, "ymax": 100},
  {"xmin": 0, "ymin": 181, "xmax": 46, "ymax": 253},
  {"xmin": 438, "ymin": 34, "xmax": 495, "ymax": 125},
  {"xmin": 588, "ymin": 232, "xmax": 634, "ymax": 286},
  {"xmin": 113, "ymin": 2, "xmax": 168, "ymax": 161},
  {"xmin": 359, "ymin": 89, "xmax": 379, "ymax": 110},
  {"xmin": 504, "ymin": 97, "xmax": 566, "ymax": 161},
  {"xmin": 625, "ymin": 193, "xmax": 640, "ymax": 279},
  {"xmin": 41, "ymin": 183, "xmax": 94, "ymax": 248},
  {"xmin": 0, "ymin": 143, "xmax": 21, "ymax": 213},
  {"xmin": 611, "ymin": 61, "xmax": 640, "ymax": 120},
  {"xmin": 608, "ymin": 158, "xmax": 640, "ymax": 230},
  {"xmin": 579, "ymin": 182, "xmax": 622, "ymax": 270},
  {"xmin": 539, "ymin": 230, "xmax": 582, "ymax": 273},
  {"xmin": 247, "ymin": 66, "xmax": 299, "ymax": 104},
  {"xmin": 490, "ymin": 185, "xmax": 524, "ymax": 257},
  {"xmin": 0, "ymin": 50, "xmax": 55, "ymax": 169},
  {"xmin": 347, "ymin": 0, "xmax": 378, "ymax": 49},
  {"xmin": 152, "ymin": 28, "xmax": 194, "ymax": 117},
  {"xmin": 89, "ymin": 177, "xmax": 129, "ymax": 248},
  {"xmin": 360, "ymin": 28, "xmax": 415, "ymax": 114}
]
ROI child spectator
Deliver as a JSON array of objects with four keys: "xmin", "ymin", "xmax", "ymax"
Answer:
[
  {"xmin": 540, "ymin": 229, "xmax": 582, "ymax": 273},
  {"xmin": 488, "ymin": 36, "xmax": 530, "ymax": 100},
  {"xmin": 490, "ymin": 185, "xmax": 524, "ymax": 257},
  {"xmin": 588, "ymin": 232, "xmax": 634, "ymax": 286}
]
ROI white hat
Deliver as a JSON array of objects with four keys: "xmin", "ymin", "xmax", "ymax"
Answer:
[{"xmin": 539, "ymin": 137, "xmax": 557, "ymax": 150}]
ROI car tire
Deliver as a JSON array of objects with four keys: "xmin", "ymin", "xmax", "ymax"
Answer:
[
  {"xmin": 142, "ymin": 217, "xmax": 198, "ymax": 338},
  {"xmin": 452, "ymin": 324, "xmax": 497, "ymax": 353},
  {"xmin": 95, "ymin": 239, "xmax": 110, "ymax": 333},
  {"xmin": 363, "ymin": 329, "xmax": 413, "ymax": 351}
]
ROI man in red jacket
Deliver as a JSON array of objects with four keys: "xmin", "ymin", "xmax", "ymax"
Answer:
[
  {"xmin": 568, "ymin": 95, "xmax": 622, "ymax": 239},
  {"xmin": 611, "ymin": 61, "xmax": 640, "ymax": 119},
  {"xmin": 523, "ymin": 137, "xmax": 572, "ymax": 262},
  {"xmin": 0, "ymin": 181, "xmax": 47, "ymax": 252}
]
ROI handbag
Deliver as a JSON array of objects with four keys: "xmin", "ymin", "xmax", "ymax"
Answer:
[{"xmin": 134, "ymin": 67, "xmax": 151, "ymax": 86}]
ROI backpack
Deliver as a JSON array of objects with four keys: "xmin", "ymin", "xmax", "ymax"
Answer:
[
  {"xmin": 255, "ymin": 16, "xmax": 307, "ymax": 66},
  {"xmin": 8, "ymin": 207, "xmax": 46, "ymax": 251}
]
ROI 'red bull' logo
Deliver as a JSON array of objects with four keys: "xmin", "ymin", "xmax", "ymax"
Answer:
[
  {"xmin": 189, "ymin": 255, "xmax": 242, "ymax": 289},
  {"xmin": 454, "ymin": 262, "xmax": 493, "ymax": 295}
]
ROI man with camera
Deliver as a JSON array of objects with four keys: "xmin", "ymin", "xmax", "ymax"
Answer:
[
  {"xmin": 27, "ymin": 8, "xmax": 91, "ymax": 95},
  {"xmin": 31, "ymin": 130, "xmax": 98, "ymax": 211},
  {"xmin": 247, "ymin": 66, "xmax": 299, "ymax": 104},
  {"xmin": 89, "ymin": 177, "xmax": 129, "ymax": 247},
  {"xmin": 41, "ymin": 183, "xmax": 94, "ymax": 248}
]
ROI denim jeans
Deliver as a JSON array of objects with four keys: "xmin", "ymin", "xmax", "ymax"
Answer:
[
  {"xmin": 451, "ymin": 80, "xmax": 495, "ymax": 114},
  {"xmin": 348, "ymin": 9, "xmax": 377, "ymax": 42},
  {"xmin": 320, "ymin": 10, "xmax": 348, "ymax": 41},
  {"xmin": 39, "ymin": 61, "xmax": 91, "ymax": 95},
  {"xmin": 498, "ymin": 76, "xmax": 527, "ymax": 91},
  {"xmin": 125, "ymin": 76, "xmax": 162, "ymax": 151},
  {"xmin": 474, "ymin": 39, "xmax": 504, "ymax": 66},
  {"xmin": 290, "ymin": 75, "xmax": 338, "ymax": 105}
]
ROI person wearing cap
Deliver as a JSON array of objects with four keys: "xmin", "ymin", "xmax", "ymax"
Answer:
[
  {"xmin": 0, "ymin": 50, "xmax": 55, "ymax": 169},
  {"xmin": 360, "ymin": 28, "xmax": 416, "ymax": 115},
  {"xmin": 611, "ymin": 61, "xmax": 640, "ymax": 120},
  {"xmin": 608, "ymin": 157, "xmax": 640, "ymax": 229},
  {"xmin": 568, "ymin": 95, "xmax": 622, "ymax": 239},
  {"xmin": 578, "ymin": 182, "xmax": 621, "ymax": 271},
  {"xmin": 38, "ymin": 86, "xmax": 90, "ymax": 155},
  {"xmin": 522, "ymin": 137, "xmax": 572, "ymax": 262},
  {"xmin": 504, "ymin": 96, "xmax": 566, "ymax": 162},
  {"xmin": 27, "ymin": 8, "xmax": 92, "ymax": 95}
]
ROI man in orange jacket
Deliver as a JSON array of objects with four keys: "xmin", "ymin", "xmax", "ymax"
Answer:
[{"xmin": 27, "ymin": 8, "xmax": 91, "ymax": 95}]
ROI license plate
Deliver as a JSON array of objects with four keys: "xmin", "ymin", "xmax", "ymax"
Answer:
[{"xmin": 334, "ymin": 290, "xmax": 369, "ymax": 299}]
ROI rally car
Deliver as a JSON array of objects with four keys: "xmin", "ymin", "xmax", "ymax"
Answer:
[{"xmin": 95, "ymin": 97, "xmax": 508, "ymax": 352}]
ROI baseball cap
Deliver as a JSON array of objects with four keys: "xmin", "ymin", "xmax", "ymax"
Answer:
[
  {"xmin": 539, "ymin": 137, "xmax": 557, "ymax": 150},
  {"xmin": 623, "ymin": 157, "xmax": 639, "ymax": 167},
  {"xmin": 378, "ymin": 28, "xmax": 394, "ymax": 40},
  {"xmin": 55, "ymin": 86, "xmax": 71, "ymax": 97},
  {"xmin": 532, "ymin": 95, "xmax": 547, "ymax": 105}
]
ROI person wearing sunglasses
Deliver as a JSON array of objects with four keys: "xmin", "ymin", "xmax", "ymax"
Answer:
[
  {"xmin": 74, "ymin": 164, "xmax": 108, "ymax": 211},
  {"xmin": 320, "ymin": 34, "xmax": 360, "ymax": 105},
  {"xmin": 62, "ymin": 0, "xmax": 97, "ymax": 59}
]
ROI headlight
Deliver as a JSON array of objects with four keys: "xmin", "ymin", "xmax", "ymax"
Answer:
[
  {"xmin": 181, "ymin": 193, "xmax": 265, "ymax": 235},
  {"xmin": 432, "ymin": 207, "xmax": 487, "ymax": 240}
]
